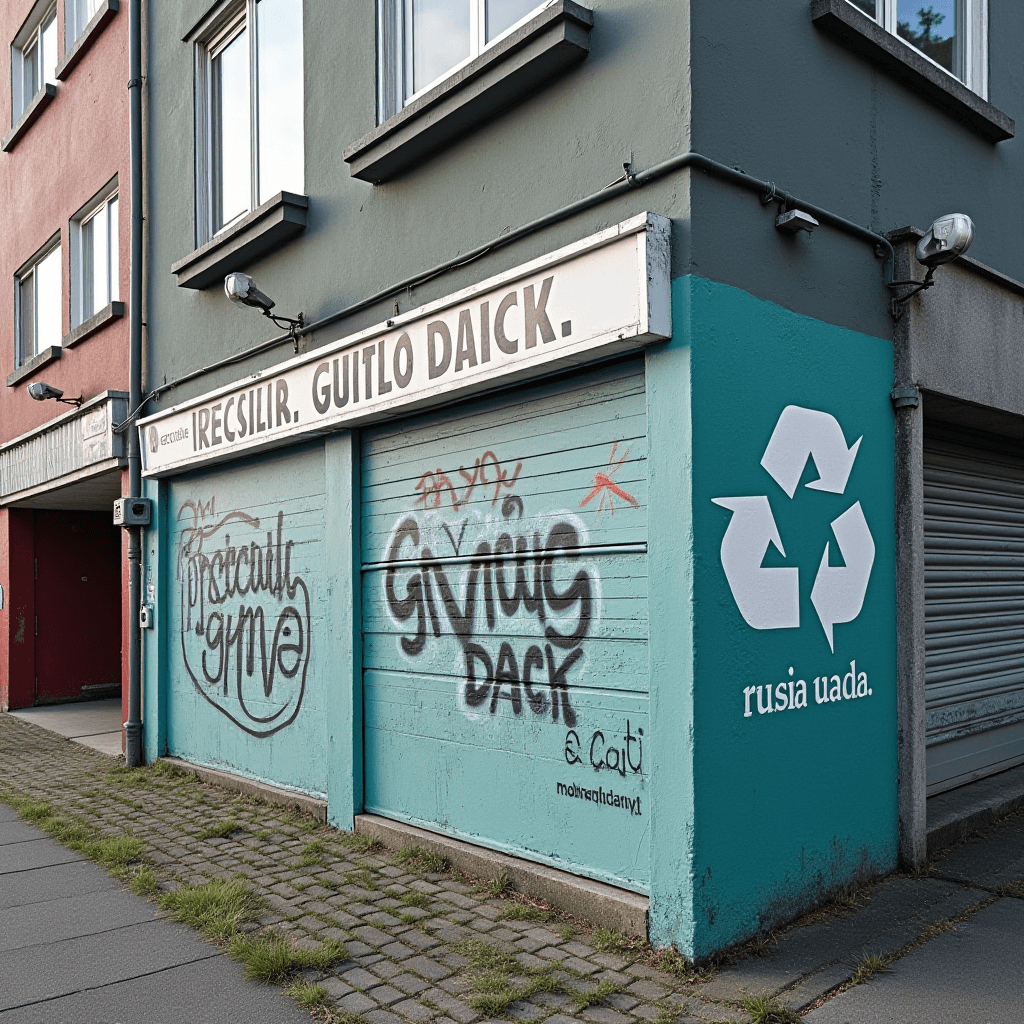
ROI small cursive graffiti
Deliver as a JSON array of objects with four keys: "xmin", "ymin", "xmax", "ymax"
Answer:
[
  {"xmin": 414, "ymin": 450, "xmax": 522, "ymax": 511},
  {"xmin": 177, "ymin": 498, "xmax": 311, "ymax": 737}
]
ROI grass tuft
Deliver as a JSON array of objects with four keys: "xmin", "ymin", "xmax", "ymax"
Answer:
[
  {"xmin": 569, "ymin": 980, "xmax": 622, "ymax": 1011},
  {"xmin": 850, "ymin": 953, "xmax": 892, "ymax": 986},
  {"xmin": 158, "ymin": 878, "xmax": 264, "ymax": 941},
  {"xmin": 345, "ymin": 833, "xmax": 384, "ymax": 854},
  {"xmin": 401, "ymin": 890, "xmax": 430, "ymax": 909},
  {"xmin": 196, "ymin": 818, "xmax": 241, "ymax": 841},
  {"xmin": 126, "ymin": 864, "xmax": 160, "ymax": 897},
  {"xmin": 592, "ymin": 928, "xmax": 630, "ymax": 954},
  {"xmin": 497, "ymin": 904, "xmax": 554, "ymax": 924},
  {"xmin": 488, "ymin": 869, "xmax": 513, "ymax": 897},
  {"xmin": 228, "ymin": 931, "xmax": 346, "ymax": 982},
  {"xmin": 397, "ymin": 845, "xmax": 446, "ymax": 873},
  {"xmin": 740, "ymin": 994, "xmax": 801, "ymax": 1024},
  {"xmin": 299, "ymin": 839, "xmax": 330, "ymax": 867},
  {"xmin": 287, "ymin": 981, "xmax": 332, "ymax": 1010}
]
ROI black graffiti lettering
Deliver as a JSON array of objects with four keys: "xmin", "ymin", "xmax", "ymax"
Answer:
[
  {"xmin": 384, "ymin": 518, "xmax": 427, "ymax": 656},
  {"xmin": 491, "ymin": 643, "xmax": 523, "ymax": 714},
  {"xmin": 177, "ymin": 500, "xmax": 311, "ymax": 738},
  {"xmin": 625, "ymin": 720, "xmax": 643, "ymax": 774},
  {"xmin": 383, "ymin": 511, "xmax": 593, "ymax": 721},
  {"xmin": 542, "ymin": 523, "xmax": 591, "ymax": 650},
  {"xmin": 522, "ymin": 644, "xmax": 547, "ymax": 714},
  {"xmin": 464, "ymin": 644, "xmax": 493, "ymax": 707},
  {"xmin": 546, "ymin": 644, "xmax": 580, "ymax": 727},
  {"xmin": 564, "ymin": 729, "xmax": 582, "ymax": 765}
]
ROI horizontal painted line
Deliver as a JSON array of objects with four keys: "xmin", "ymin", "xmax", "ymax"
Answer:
[{"xmin": 361, "ymin": 542, "xmax": 648, "ymax": 571}]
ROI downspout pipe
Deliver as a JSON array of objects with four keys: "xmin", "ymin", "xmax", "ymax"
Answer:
[{"xmin": 124, "ymin": 0, "xmax": 144, "ymax": 767}]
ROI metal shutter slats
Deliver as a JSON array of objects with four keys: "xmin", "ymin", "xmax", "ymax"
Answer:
[{"xmin": 924, "ymin": 436, "xmax": 1024, "ymax": 796}]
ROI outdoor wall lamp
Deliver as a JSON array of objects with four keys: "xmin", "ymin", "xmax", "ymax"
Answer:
[
  {"xmin": 27, "ymin": 382, "xmax": 83, "ymax": 407},
  {"xmin": 224, "ymin": 272, "xmax": 304, "ymax": 348},
  {"xmin": 890, "ymin": 213, "xmax": 975, "ymax": 315}
]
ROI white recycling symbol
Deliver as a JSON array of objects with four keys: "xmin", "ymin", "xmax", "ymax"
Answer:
[{"xmin": 712, "ymin": 406, "xmax": 875, "ymax": 652}]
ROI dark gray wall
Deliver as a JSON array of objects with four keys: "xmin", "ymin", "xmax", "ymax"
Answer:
[
  {"xmin": 688, "ymin": 1, "xmax": 1024, "ymax": 343},
  {"xmin": 144, "ymin": 0, "xmax": 692, "ymax": 407}
]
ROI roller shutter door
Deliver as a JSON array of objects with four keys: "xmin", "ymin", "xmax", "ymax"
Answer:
[
  {"xmin": 924, "ymin": 433, "xmax": 1024, "ymax": 796},
  {"xmin": 361, "ymin": 360, "xmax": 650, "ymax": 892}
]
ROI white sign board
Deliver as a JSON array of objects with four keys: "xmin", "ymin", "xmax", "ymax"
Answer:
[{"xmin": 139, "ymin": 212, "xmax": 671, "ymax": 477}]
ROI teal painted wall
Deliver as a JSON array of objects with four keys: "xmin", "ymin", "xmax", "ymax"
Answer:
[
  {"xmin": 680, "ymin": 276, "xmax": 897, "ymax": 956},
  {"xmin": 162, "ymin": 443, "xmax": 331, "ymax": 797},
  {"xmin": 361, "ymin": 361, "xmax": 651, "ymax": 892}
]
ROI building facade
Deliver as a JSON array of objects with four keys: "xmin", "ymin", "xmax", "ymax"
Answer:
[
  {"xmin": 135, "ymin": 0, "xmax": 1023, "ymax": 959},
  {"xmin": 0, "ymin": 0, "xmax": 130, "ymax": 722}
]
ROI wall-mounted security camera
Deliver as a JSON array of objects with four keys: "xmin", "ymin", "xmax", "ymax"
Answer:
[
  {"xmin": 224, "ymin": 272, "xmax": 277, "ymax": 313},
  {"xmin": 27, "ymin": 381, "xmax": 83, "ymax": 406},
  {"xmin": 916, "ymin": 213, "xmax": 974, "ymax": 269}
]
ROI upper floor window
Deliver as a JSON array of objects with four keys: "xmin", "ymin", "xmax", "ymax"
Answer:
[
  {"xmin": 65, "ymin": 0, "xmax": 102, "ymax": 46},
  {"xmin": 378, "ymin": 0, "xmax": 544, "ymax": 120},
  {"xmin": 194, "ymin": 0, "xmax": 304, "ymax": 244},
  {"xmin": 71, "ymin": 185, "xmax": 119, "ymax": 327},
  {"xmin": 12, "ymin": 2, "xmax": 58, "ymax": 122},
  {"xmin": 847, "ymin": 0, "xmax": 987, "ymax": 95},
  {"xmin": 17, "ymin": 239, "xmax": 62, "ymax": 364}
]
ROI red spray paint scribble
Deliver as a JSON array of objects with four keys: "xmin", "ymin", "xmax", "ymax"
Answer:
[
  {"xmin": 580, "ymin": 442, "xmax": 640, "ymax": 518},
  {"xmin": 414, "ymin": 450, "xmax": 522, "ymax": 510}
]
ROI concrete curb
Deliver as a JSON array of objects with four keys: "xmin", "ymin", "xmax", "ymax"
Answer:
[
  {"xmin": 160, "ymin": 757, "xmax": 328, "ymax": 823},
  {"xmin": 354, "ymin": 813, "xmax": 649, "ymax": 938},
  {"xmin": 927, "ymin": 763, "xmax": 1024, "ymax": 856}
]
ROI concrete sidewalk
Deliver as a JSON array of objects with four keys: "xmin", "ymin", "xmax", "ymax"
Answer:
[
  {"xmin": 9, "ymin": 698, "xmax": 122, "ymax": 757},
  {"xmin": 0, "ymin": 802, "xmax": 309, "ymax": 1023},
  {"xmin": 0, "ymin": 711, "xmax": 1022, "ymax": 1024}
]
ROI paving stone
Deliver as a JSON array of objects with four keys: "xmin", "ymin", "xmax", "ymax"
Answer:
[
  {"xmin": 366, "ymin": 910, "xmax": 404, "ymax": 928},
  {"xmin": 535, "ymin": 946, "xmax": 569, "ymax": 961},
  {"xmin": 629, "ymin": 1004, "xmax": 662, "ymax": 1022},
  {"xmin": 395, "ymin": 998, "xmax": 438, "ymax": 1021},
  {"xmin": 563, "ymin": 955, "xmax": 602, "ymax": 974},
  {"xmin": 339, "ymin": 992, "xmax": 380, "ymax": 1013},
  {"xmin": 366, "ymin": 1010, "xmax": 405, "ymax": 1024},
  {"xmin": 542, "ymin": 1015, "xmax": 583, "ymax": 1024},
  {"xmin": 421, "ymin": 988, "xmax": 479, "ymax": 1023},
  {"xmin": 562, "ymin": 941, "xmax": 598, "ymax": 958},
  {"xmin": 488, "ymin": 927, "xmax": 521, "ymax": 942},
  {"xmin": 383, "ymin": 941, "xmax": 420, "ymax": 959},
  {"xmin": 469, "ymin": 918, "xmax": 497, "ymax": 932},
  {"xmin": 581, "ymin": 1007, "xmax": 633, "ymax": 1024},
  {"xmin": 407, "ymin": 955, "xmax": 451, "ymax": 981},
  {"xmin": 373, "ymin": 960, "xmax": 404, "ymax": 979},
  {"xmin": 340, "ymin": 967, "xmax": 382, "ymax": 989},
  {"xmin": 393, "ymin": 973, "xmax": 431, "ymax": 995},
  {"xmin": 605, "ymin": 994, "xmax": 640, "ymax": 1012},
  {"xmin": 437, "ymin": 976, "xmax": 471, "ymax": 995},
  {"xmin": 368, "ymin": 984, "xmax": 407, "ymax": 1006},
  {"xmin": 349, "ymin": 940, "xmax": 375, "ymax": 955},
  {"xmin": 355, "ymin": 925, "xmax": 396, "ymax": 947},
  {"xmin": 626, "ymin": 979, "xmax": 669, "ymax": 1000},
  {"xmin": 322, "ymin": 977, "xmax": 356, "ymax": 999}
]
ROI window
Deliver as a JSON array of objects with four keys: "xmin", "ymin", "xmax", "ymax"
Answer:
[
  {"xmin": 71, "ymin": 187, "xmax": 118, "ymax": 327},
  {"xmin": 17, "ymin": 241, "xmax": 62, "ymax": 364},
  {"xmin": 195, "ymin": 0, "xmax": 304, "ymax": 243},
  {"xmin": 846, "ymin": 0, "xmax": 987, "ymax": 95},
  {"xmin": 65, "ymin": 0, "xmax": 101, "ymax": 46},
  {"xmin": 378, "ymin": 0, "xmax": 545, "ymax": 120},
  {"xmin": 12, "ymin": 2, "xmax": 58, "ymax": 122}
]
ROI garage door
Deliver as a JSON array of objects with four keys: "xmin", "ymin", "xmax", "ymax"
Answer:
[
  {"xmin": 924, "ymin": 431, "xmax": 1024, "ymax": 796},
  {"xmin": 361, "ymin": 360, "xmax": 650, "ymax": 892}
]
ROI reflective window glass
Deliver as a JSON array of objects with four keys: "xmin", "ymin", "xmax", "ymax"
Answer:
[{"xmin": 257, "ymin": 0, "xmax": 304, "ymax": 203}]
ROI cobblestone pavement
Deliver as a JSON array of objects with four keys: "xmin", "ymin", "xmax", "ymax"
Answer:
[{"xmin": 0, "ymin": 715, "xmax": 744, "ymax": 1024}]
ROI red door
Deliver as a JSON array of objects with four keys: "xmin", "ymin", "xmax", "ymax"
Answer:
[{"xmin": 34, "ymin": 510, "xmax": 122, "ymax": 702}]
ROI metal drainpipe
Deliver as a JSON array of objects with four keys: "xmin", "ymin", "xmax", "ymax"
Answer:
[{"xmin": 124, "ymin": 0, "xmax": 144, "ymax": 767}]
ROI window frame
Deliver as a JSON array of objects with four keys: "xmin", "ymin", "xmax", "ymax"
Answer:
[
  {"xmin": 845, "ymin": 0, "xmax": 987, "ymax": 97},
  {"xmin": 11, "ymin": 0, "xmax": 58, "ymax": 124},
  {"xmin": 64, "ymin": 0, "xmax": 101, "ymax": 48},
  {"xmin": 15, "ymin": 234, "xmax": 62, "ymax": 367},
  {"xmin": 377, "ymin": 0, "xmax": 549, "ymax": 123},
  {"xmin": 70, "ymin": 180, "xmax": 119, "ymax": 329},
  {"xmin": 193, "ymin": 0, "xmax": 305, "ymax": 249}
]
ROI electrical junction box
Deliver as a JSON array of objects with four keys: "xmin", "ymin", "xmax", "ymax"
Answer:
[
  {"xmin": 113, "ymin": 498, "xmax": 151, "ymax": 527},
  {"xmin": 140, "ymin": 604, "xmax": 154, "ymax": 630}
]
